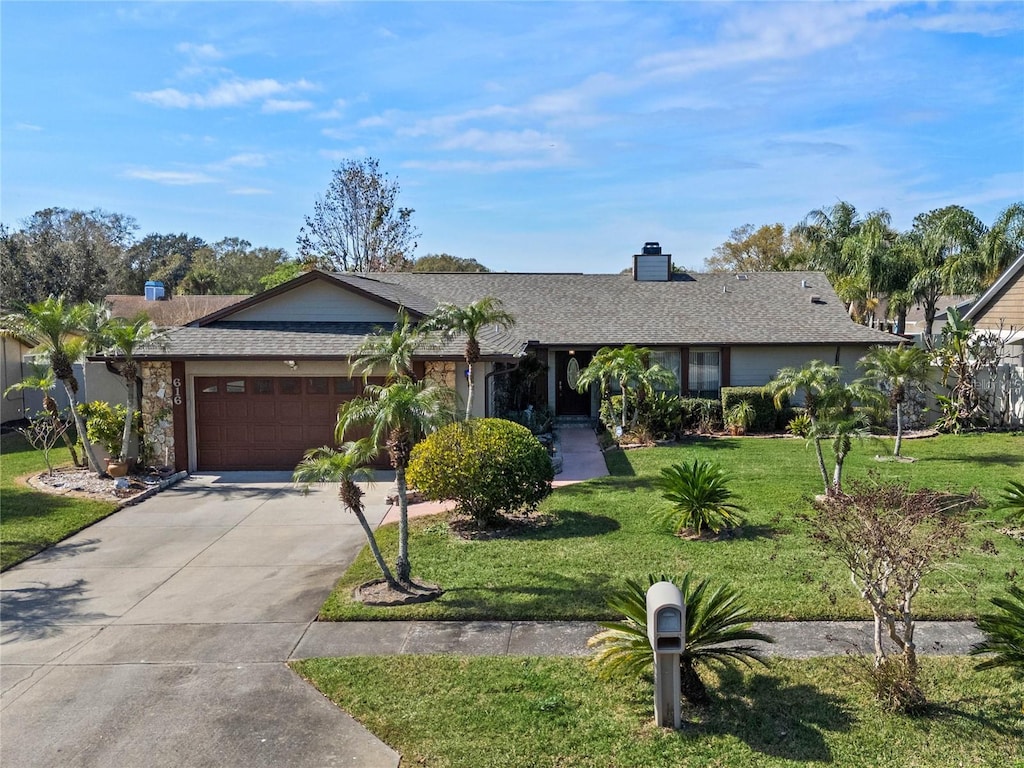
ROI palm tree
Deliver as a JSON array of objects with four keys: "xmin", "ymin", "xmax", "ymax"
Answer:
[
  {"xmin": 588, "ymin": 573, "xmax": 773, "ymax": 705},
  {"xmin": 336, "ymin": 378, "xmax": 455, "ymax": 583},
  {"xmin": 655, "ymin": 459, "xmax": 745, "ymax": 537},
  {"xmin": 429, "ymin": 297, "xmax": 515, "ymax": 420},
  {"xmin": 3, "ymin": 361, "xmax": 83, "ymax": 467},
  {"xmin": 292, "ymin": 440, "xmax": 401, "ymax": 590},
  {"xmin": 905, "ymin": 205, "xmax": 988, "ymax": 346},
  {"xmin": 575, "ymin": 345, "xmax": 676, "ymax": 430},
  {"xmin": 858, "ymin": 344, "xmax": 932, "ymax": 457},
  {"xmin": 101, "ymin": 313, "xmax": 159, "ymax": 462},
  {"xmin": 0, "ymin": 296, "xmax": 106, "ymax": 475},
  {"xmin": 979, "ymin": 203, "xmax": 1024, "ymax": 284},
  {"xmin": 970, "ymin": 584, "xmax": 1024, "ymax": 678},
  {"xmin": 349, "ymin": 308, "xmax": 426, "ymax": 382},
  {"xmin": 764, "ymin": 360, "xmax": 842, "ymax": 490},
  {"xmin": 797, "ymin": 200, "xmax": 864, "ymax": 282}
]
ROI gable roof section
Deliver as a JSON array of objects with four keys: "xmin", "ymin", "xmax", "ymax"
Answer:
[
  {"xmin": 105, "ymin": 294, "xmax": 249, "ymax": 327},
  {"xmin": 964, "ymin": 253, "xmax": 1024, "ymax": 324}
]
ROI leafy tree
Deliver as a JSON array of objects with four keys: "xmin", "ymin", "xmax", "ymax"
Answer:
[
  {"xmin": 810, "ymin": 481, "xmax": 971, "ymax": 709},
  {"xmin": 292, "ymin": 440, "xmax": 401, "ymax": 590},
  {"xmin": 970, "ymin": 585, "xmax": 1024, "ymax": 679},
  {"xmin": 704, "ymin": 223, "xmax": 807, "ymax": 272},
  {"xmin": 127, "ymin": 233, "xmax": 208, "ymax": 295},
  {"xmin": 259, "ymin": 260, "xmax": 309, "ymax": 291},
  {"xmin": 409, "ymin": 253, "xmax": 490, "ymax": 273},
  {"xmin": 297, "ymin": 157, "xmax": 419, "ymax": 272},
  {"xmin": 349, "ymin": 309, "xmax": 427, "ymax": 383},
  {"xmin": 0, "ymin": 297, "xmax": 107, "ymax": 474},
  {"xmin": 209, "ymin": 237, "xmax": 289, "ymax": 294},
  {"xmin": 858, "ymin": 344, "xmax": 932, "ymax": 457},
  {"xmin": 588, "ymin": 573, "xmax": 773, "ymax": 705},
  {"xmin": 336, "ymin": 378, "xmax": 455, "ymax": 583},
  {"xmin": 654, "ymin": 459, "xmax": 745, "ymax": 537},
  {"xmin": 576, "ymin": 345, "xmax": 677, "ymax": 431},
  {"xmin": 407, "ymin": 418, "xmax": 553, "ymax": 528},
  {"xmin": 3, "ymin": 208, "xmax": 137, "ymax": 304},
  {"xmin": 3, "ymin": 361, "xmax": 82, "ymax": 466},
  {"xmin": 101, "ymin": 314, "xmax": 160, "ymax": 461},
  {"xmin": 430, "ymin": 297, "xmax": 516, "ymax": 421}
]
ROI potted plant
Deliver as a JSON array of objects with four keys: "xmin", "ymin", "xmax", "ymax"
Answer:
[
  {"xmin": 725, "ymin": 400, "xmax": 755, "ymax": 436},
  {"xmin": 78, "ymin": 401, "xmax": 131, "ymax": 476}
]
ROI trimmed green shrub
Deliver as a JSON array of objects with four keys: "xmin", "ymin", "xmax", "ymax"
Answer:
[
  {"xmin": 407, "ymin": 418, "xmax": 554, "ymax": 527},
  {"xmin": 721, "ymin": 387, "xmax": 782, "ymax": 433},
  {"xmin": 679, "ymin": 398, "xmax": 722, "ymax": 432},
  {"xmin": 636, "ymin": 392, "xmax": 684, "ymax": 439}
]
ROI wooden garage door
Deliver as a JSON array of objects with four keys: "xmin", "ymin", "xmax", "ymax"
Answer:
[{"xmin": 195, "ymin": 376, "xmax": 383, "ymax": 471}]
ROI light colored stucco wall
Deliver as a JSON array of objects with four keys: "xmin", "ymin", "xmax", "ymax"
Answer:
[
  {"xmin": 1, "ymin": 338, "xmax": 29, "ymax": 423},
  {"xmin": 730, "ymin": 345, "xmax": 875, "ymax": 391},
  {"xmin": 227, "ymin": 280, "xmax": 398, "ymax": 323}
]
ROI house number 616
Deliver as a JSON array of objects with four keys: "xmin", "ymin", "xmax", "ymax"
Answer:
[{"xmin": 172, "ymin": 377, "xmax": 183, "ymax": 405}]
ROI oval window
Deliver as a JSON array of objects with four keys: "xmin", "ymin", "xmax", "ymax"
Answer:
[{"xmin": 566, "ymin": 357, "xmax": 580, "ymax": 389}]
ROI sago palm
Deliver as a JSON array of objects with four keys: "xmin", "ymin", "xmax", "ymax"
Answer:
[
  {"xmin": 588, "ymin": 573, "xmax": 773, "ymax": 705},
  {"xmin": 970, "ymin": 584, "xmax": 1024, "ymax": 679},
  {"xmin": 654, "ymin": 459, "xmax": 745, "ymax": 536},
  {"xmin": 337, "ymin": 378, "xmax": 455, "ymax": 583},
  {"xmin": 994, "ymin": 481, "xmax": 1024, "ymax": 526},
  {"xmin": 292, "ymin": 440, "xmax": 400, "ymax": 590}
]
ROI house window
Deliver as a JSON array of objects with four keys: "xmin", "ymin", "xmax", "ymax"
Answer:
[
  {"xmin": 226, "ymin": 379, "xmax": 246, "ymax": 394},
  {"xmin": 688, "ymin": 348, "xmax": 720, "ymax": 398},
  {"xmin": 254, "ymin": 378, "xmax": 274, "ymax": 394},
  {"xmin": 279, "ymin": 378, "xmax": 301, "ymax": 395},
  {"xmin": 200, "ymin": 381, "xmax": 218, "ymax": 394},
  {"xmin": 649, "ymin": 349, "xmax": 681, "ymax": 393},
  {"xmin": 334, "ymin": 379, "xmax": 356, "ymax": 395},
  {"xmin": 306, "ymin": 377, "xmax": 329, "ymax": 395}
]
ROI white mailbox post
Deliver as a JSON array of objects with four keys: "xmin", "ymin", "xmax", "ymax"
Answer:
[{"xmin": 646, "ymin": 581, "xmax": 685, "ymax": 729}]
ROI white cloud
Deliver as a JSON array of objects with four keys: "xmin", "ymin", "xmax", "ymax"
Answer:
[
  {"xmin": 221, "ymin": 153, "xmax": 268, "ymax": 168},
  {"xmin": 15, "ymin": 122, "xmax": 43, "ymax": 131},
  {"xmin": 175, "ymin": 42, "xmax": 224, "ymax": 60},
  {"xmin": 320, "ymin": 147, "xmax": 368, "ymax": 162},
  {"xmin": 229, "ymin": 187, "xmax": 272, "ymax": 196},
  {"xmin": 262, "ymin": 99, "xmax": 314, "ymax": 113},
  {"xmin": 123, "ymin": 168, "xmax": 217, "ymax": 185},
  {"xmin": 134, "ymin": 78, "xmax": 316, "ymax": 109},
  {"xmin": 439, "ymin": 129, "xmax": 562, "ymax": 155},
  {"xmin": 321, "ymin": 128, "xmax": 351, "ymax": 140}
]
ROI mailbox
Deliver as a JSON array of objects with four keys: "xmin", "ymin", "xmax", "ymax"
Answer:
[
  {"xmin": 646, "ymin": 580, "xmax": 685, "ymax": 729},
  {"xmin": 646, "ymin": 581, "xmax": 685, "ymax": 652}
]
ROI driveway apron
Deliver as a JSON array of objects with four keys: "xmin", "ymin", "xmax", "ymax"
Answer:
[{"xmin": 0, "ymin": 473, "xmax": 399, "ymax": 768}]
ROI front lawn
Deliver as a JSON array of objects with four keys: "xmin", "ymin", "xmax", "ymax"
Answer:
[
  {"xmin": 293, "ymin": 655, "xmax": 1023, "ymax": 768},
  {"xmin": 0, "ymin": 432, "xmax": 119, "ymax": 570},
  {"xmin": 321, "ymin": 433, "xmax": 1023, "ymax": 621}
]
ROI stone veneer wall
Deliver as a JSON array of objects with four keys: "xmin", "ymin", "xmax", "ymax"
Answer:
[
  {"xmin": 140, "ymin": 361, "xmax": 176, "ymax": 468},
  {"xmin": 424, "ymin": 361, "xmax": 456, "ymax": 388}
]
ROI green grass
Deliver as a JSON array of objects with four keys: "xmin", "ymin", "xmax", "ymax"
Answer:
[
  {"xmin": 293, "ymin": 655, "xmax": 1024, "ymax": 768},
  {"xmin": 321, "ymin": 433, "xmax": 1024, "ymax": 621},
  {"xmin": 1, "ymin": 432, "xmax": 118, "ymax": 570}
]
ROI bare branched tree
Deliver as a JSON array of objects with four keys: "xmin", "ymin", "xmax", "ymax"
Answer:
[{"xmin": 297, "ymin": 157, "xmax": 419, "ymax": 272}]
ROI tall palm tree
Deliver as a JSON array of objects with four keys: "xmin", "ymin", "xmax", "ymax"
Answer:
[
  {"xmin": 575, "ymin": 345, "xmax": 676, "ymax": 430},
  {"xmin": 979, "ymin": 203, "xmax": 1024, "ymax": 284},
  {"xmin": 292, "ymin": 440, "xmax": 401, "ymax": 590},
  {"xmin": 588, "ymin": 573, "xmax": 773, "ymax": 705},
  {"xmin": 905, "ymin": 205, "xmax": 987, "ymax": 346},
  {"xmin": 859, "ymin": 344, "xmax": 932, "ymax": 457},
  {"xmin": 349, "ymin": 308, "xmax": 426, "ymax": 382},
  {"xmin": 764, "ymin": 360, "xmax": 842, "ymax": 490},
  {"xmin": 3, "ymin": 361, "xmax": 82, "ymax": 467},
  {"xmin": 0, "ymin": 296, "xmax": 106, "ymax": 475},
  {"xmin": 101, "ymin": 313, "xmax": 159, "ymax": 462},
  {"xmin": 336, "ymin": 378, "xmax": 455, "ymax": 583},
  {"xmin": 430, "ymin": 297, "xmax": 515, "ymax": 420}
]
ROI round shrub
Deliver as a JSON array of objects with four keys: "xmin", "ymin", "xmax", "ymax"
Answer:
[{"xmin": 407, "ymin": 418, "xmax": 554, "ymax": 527}]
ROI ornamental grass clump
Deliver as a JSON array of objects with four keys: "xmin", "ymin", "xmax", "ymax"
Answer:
[{"xmin": 407, "ymin": 418, "xmax": 553, "ymax": 528}]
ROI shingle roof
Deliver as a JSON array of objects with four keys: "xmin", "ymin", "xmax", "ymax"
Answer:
[
  {"xmin": 105, "ymin": 294, "xmax": 249, "ymax": 327},
  {"xmin": 138, "ymin": 269, "xmax": 899, "ymax": 359}
]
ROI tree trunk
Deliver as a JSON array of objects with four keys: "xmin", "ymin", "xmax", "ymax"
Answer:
[
  {"xmin": 120, "ymin": 374, "xmax": 137, "ymax": 462},
  {"xmin": 464, "ymin": 355, "xmax": 474, "ymax": 421},
  {"xmin": 813, "ymin": 436, "xmax": 831, "ymax": 494},
  {"xmin": 62, "ymin": 378, "xmax": 104, "ymax": 476},
  {"xmin": 345, "ymin": 491, "xmax": 401, "ymax": 589},
  {"xmin": 680, "ymin": 659, "xmax": 710, "ymax": 705},
  {"xmin": 893, "ymin": 400, "xmax": 904, "ymax": 457},
  {"xmin": 395, "ymin": 466, "xmax": 412, "ymax": 583},
  {"xmin": 43, "ymin": 393, "xmax": 82, "ymax": 467}
]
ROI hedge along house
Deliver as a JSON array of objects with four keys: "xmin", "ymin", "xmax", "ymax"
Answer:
[{"xmin": 124, "ymin": 244, "xmax": 900, "ymax": 473}]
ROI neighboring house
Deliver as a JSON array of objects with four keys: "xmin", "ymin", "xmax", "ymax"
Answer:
[
  {"xmin": 124, "ymin": 246, "xmax": 899, "ymax": 473},
  {"xmin": 963, "ymin": 253, "xmax": 1024, "ymax": 427},
  {"xmin": 1, "ymin": 336, "xmax": 32, "ymax": 425}
]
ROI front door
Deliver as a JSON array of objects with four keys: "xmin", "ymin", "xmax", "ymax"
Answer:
[{"xmin": 555, "ymin": 351, "xmax": 593, "ymax": 416}]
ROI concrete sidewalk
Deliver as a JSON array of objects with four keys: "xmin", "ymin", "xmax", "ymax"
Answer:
[{"xmin": 292, "ymin": 619, "xmax": 985, "ymax": 660}]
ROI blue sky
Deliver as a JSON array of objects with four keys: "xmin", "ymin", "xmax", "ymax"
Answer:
[{"xmin": 3, "ymin": 1, "xmax": 1022, "ymax": 273}]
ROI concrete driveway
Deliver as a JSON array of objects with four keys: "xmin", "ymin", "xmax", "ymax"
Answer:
[{"xmin": 1, "ymin": 473, "xmax": 400, "ymax": 768}]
